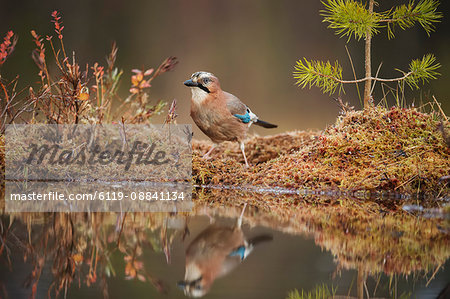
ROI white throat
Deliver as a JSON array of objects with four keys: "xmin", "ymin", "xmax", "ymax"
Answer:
[
  {"xmin": 185, "ymin": 263, "xmax": 202, "ymax": 281},
  {"xmin": 190, "ymin": 87, "xmax": 208, "ymax": 104}
]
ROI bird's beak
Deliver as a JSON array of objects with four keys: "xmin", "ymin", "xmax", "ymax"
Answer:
[
  {"xmin": 184, "ymin": 79, "xmax": 197, "ymax": 87},
  {"xmin": 177, "ymin": 280, "xmax": 187, "ymax": 290}
]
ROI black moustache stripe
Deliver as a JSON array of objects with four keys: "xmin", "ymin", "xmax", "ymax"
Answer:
[
  {"xmin": 197, "ymin": 84, "xmax": 210, "ymax": 93},
  {"xmin": 188, "ymin": 276, "xmax": 203, "ymax": 287}
]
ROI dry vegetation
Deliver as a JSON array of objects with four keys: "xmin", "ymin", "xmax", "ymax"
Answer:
[
  {"xmin": 193, "ymin": 105, "xmax": 450, "ymax": 197},
  {"xmin": 0, "ymin": 11, "xmax": 179, "ymax": 185},
  {"xmin": 1, "ymin": 15, "xmax": 177, "ymax": 129}
]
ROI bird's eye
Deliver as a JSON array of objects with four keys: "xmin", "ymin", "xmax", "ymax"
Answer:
[{"xmin": 202, "ymin": 78, "xmax": 210, "ymax": 84}]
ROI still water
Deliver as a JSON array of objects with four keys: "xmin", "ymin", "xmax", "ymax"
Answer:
[{"xmin": 0, "ymin": 190, "xmax": 449, "ymax": 299}]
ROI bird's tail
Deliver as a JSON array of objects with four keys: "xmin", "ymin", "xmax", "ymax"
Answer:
[
  {"xmin": 234, "ymin": 234, "xmax": 272, "ymax": 260},
  {"xmin": 255, "ymin": 119, "xmax": 277, "ymax": 128}
]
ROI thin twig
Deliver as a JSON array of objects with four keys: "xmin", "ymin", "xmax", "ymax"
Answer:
[
  {"xmin": 116, "ymin": 212, "xmax": 128, "ymax": 247},
  {"xmin": 364, "ymin": 280, "xmax": 370, "ymax": 299},
  {"xmin": 394, "ymin": 174, "xmax": 418, "ymax": 190},
  {"xmin": 345, "ymin": 45, "xmax": 361, "ymax": 104},
  {"xmin": 426, "ymin": 263, "xmax": 442, "ymax": 287},
  {"xmin": 432, "ymin": 95, "xmax": 448, "ymax": 121},
  {"xmin": 371, "ymin": 62, "xmax": 383, "ymax": 95},
  {"xmin": 311, "ymin": 71, "xmax": 413, "ymax": 84}
]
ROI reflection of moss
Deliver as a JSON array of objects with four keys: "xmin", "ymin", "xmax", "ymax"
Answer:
[
  {"xmin": 286, "ymin": 284, "xmax": 335, "ymax": 299},
  {"xmin": 191, "ymin": 189, "xmax": 450, "ymax": 276},
  {"xmin": 193, "ymin": 106, "xmax": 449, "ymax": 196},
  {"xmin": 286, "ymin": 285, "xmax": 410, "ymax": 299}
]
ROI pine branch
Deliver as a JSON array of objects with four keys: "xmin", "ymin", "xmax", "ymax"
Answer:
[
  {"xmin": 293, "ymin": 59, "xmax": 343, "ymax": 95},
  {"xmin": 403, "ymin": 54, "xmax": 441, "ymax": 89},
  {"xmin": 383, "ymin": 0, "xmax": 442, "ymax": 39},
  {"xmin": 293, "ymin": 54, "xmax": 440, "ymax": 94},
  {"xmin": 321, "ymin": 0, "xmax": 382, "ymax": 41}
]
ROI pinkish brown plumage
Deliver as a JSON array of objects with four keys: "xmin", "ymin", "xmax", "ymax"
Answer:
[
  {"xmin": 177, "ymin": 204, "xmax": 272, "ymax": 297},
  {"xmin": 184, "ymin": 71, "xmax": 277, "ymax": 167}
]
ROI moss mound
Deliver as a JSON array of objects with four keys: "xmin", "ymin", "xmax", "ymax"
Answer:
[{"xmin": 193, "ymin": 106, "xmax": 449, "ymax": 196}]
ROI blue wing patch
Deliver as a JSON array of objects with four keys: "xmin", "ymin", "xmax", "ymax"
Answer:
[
  {"xmin": 229, "ymin": 246, "xmax": 246, "ymax": 260},
  {"xmin": 234, "ymin": 111, "xmax": 251, "ymax": 123}
]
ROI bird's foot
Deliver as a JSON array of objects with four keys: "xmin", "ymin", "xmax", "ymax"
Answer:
[
  {"xmin": 202, "ymin": 145, "xmax": 216, "ymax": 160},
  {"xmin": 202, "ymin": 207, "xmax": 215, "ymax": 224},
  {"xmin": 202, "ymin": 153, "xmax": 212, "ymax": 160}
]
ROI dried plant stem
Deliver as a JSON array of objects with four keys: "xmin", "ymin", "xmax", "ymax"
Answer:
[
  {"xmin": 59, "ymin": 38, "xmax": 67, "ymax": 60},
  {"xmin": 371, "ymin": 62, "xmax": 383, "ymax": 96},
  {"xmin": 426, "ymin": 263, "xmax": 442, "ymax": 287},
  {"xmin": 345, "ymin": 45, "xmax": 361, "ymax": 104},
  {"xmin": 432, "ymin": 95, "xmax": 448, "ymax": 121},
  {"xmin": 0, "ymin": 80, "xmax": 10, "ymax": 104},
  {"xmin": 116, "ymin": 212, "xmax": 128, "ymax": 247},
  {"xmin": 48, "ymin": 39, "xmax": 64, "ymax": 75},
  {"xmin": 0, "ymin": 81, "xmax": 9, "ymax": 121}
]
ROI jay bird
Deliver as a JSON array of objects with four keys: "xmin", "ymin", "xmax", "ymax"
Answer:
[
  {"xmin": 177, "ymin": 204, "xmax": 273, "ymax": 297},
  {"xmin": 184, "ymin": 71, "xmax": 277, "ymax": 167}
]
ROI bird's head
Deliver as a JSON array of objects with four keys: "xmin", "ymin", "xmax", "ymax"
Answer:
[
  {"xmin": 184, "ymin": 71, "xmax": 221, "ymax": 98},
  {"xmin": 177, "ymin": 263, "xmax": 209, "ymax": 297},
  {"xmin": 177, "ymin": 277, "xmax": 207, "ymax": 298}
]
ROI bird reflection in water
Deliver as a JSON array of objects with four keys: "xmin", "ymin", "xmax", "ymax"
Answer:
[{"xmin": 177, "ymin": 204, "xmax": 273, "ymax": 297}]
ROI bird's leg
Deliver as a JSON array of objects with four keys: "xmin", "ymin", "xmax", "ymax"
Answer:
[
  {"xmin": 201, "ymin": 206, "xmax": 215, "ymax": 224},
  {"xmin": 236, "ymin": 203, "xmax": 248, "ymax": 228},
  {"xmin": 240, "ymin": 142, "xmax": 249, "ymax": 167},
  {"xmin": 202, "ymin": 144, "xmax": 216, "ymax": 160}
]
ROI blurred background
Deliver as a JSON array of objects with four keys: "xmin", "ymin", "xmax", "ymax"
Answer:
[{"xmin": 1, "ymin": 0, "xmax": 449, "ymax": 139}]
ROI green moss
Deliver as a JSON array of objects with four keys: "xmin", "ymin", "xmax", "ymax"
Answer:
[
  {"xmin": 286, "ymin": 284, "xmax": 335, "ymax": 299},
  {"xmin": 193, "ymin": 106, "xmax": 449, "ymax": 197}
]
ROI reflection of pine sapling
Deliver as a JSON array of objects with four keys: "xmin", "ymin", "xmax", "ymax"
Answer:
[{"xmin": 293, "ymin": 0, "xmax": 442, "ymax": 108}]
